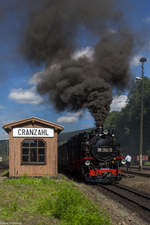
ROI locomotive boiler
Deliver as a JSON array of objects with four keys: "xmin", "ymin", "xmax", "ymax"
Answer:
[{"xmin": 59, "ymin": 126, "xmax": 125, "ymax": 183}]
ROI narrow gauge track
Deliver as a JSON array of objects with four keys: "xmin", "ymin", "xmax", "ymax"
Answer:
[
  {"xmin": 130, "ymin": 166, "xmax": 150, "ymax": 171},
  {"xmin": 99, "ymin": 183, "xmax": 150, "ymax": 211},
  {"xmin": 121, "ymin": 169, "xmax": 150, "ymax": 178}
]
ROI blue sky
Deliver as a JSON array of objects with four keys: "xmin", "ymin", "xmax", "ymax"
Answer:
[{"xmin": 0, "ymin": 0, "xmax": 150, "ymax": 139}]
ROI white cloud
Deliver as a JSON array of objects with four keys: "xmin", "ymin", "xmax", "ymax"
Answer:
[
  {"xmin": 10, "ymin": 64, "xmax": 60, "ymax": 106},
  {"xmin": 8, "ymin": 88, "xmax": 43, "ymax": 105},
  {"xmin": 108, "ymin": 28, "xmax": 117, "ymax": 34},
  {"xmin": 143, "ymin": 17, "xmax": 150, "ymax": 23},
  {"xmin": 29, "ymin": 64, "xmax": 60, "ymax": 85},
  {"xmin": 131, "ymin": 55, "xmax": 149, "ymax": 67},
  {"xmin": 57, "ymin": 111, "xmax": 83, "ymax": 123},
  {"xmin": 29, "ymin": 72, "xmax": 43, "ymax": 85},
  {"xmin": 130, "ymin": 55, "xmax": 141, "ymax": 67},
  {"xmin": 72, "ymin": 47, "xmax": 94, "ymax": 60},
  {"xmin": 110, "ymin": 95, "xmax": 128, "ymax": 111}
]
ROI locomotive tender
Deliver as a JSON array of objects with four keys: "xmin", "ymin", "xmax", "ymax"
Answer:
[{"xmin": 59, "ymin": 126, "xmax": 125, "ymax": 183}]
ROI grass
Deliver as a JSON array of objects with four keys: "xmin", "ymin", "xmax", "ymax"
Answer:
[{"xmin": 0, "ymin": 176, "xmax": 111, "ymax": 225}]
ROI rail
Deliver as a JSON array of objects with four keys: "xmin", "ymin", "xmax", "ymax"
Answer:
[{"xmin": 99, "ymin": 183, "xmax": 150, "ymax": 211}]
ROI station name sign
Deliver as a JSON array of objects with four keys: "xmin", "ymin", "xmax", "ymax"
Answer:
[{"xmin": 13, "ymin": 128, "xmax": 54, "ymax": 138}]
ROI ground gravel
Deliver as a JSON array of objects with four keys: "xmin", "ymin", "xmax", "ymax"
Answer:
[
  {"xmin": 120, "ymin": 173, "xmax": 150, "ymax": 195},
  {"xmin": 74, "ymin": 177, "xmax": 150, "ymax": 225}
]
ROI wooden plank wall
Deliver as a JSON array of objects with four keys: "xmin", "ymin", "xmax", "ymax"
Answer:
[{"xmin": 9, "ymin": 121, "xmax": 58, "ymax": 177}]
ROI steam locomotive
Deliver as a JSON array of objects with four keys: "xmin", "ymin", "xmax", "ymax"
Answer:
[{"xmin": 59, "ymin": 127, "xmax": 125, "ymax": 183}]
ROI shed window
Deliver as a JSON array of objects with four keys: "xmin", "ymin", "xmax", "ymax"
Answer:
[{"xmin": 22, "ymin": 139, "xmax": 46, "ymax": 164}]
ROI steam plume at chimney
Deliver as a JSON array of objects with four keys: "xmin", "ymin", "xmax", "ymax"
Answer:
[{"xmin": 21, "ymin": 0, "xmax": 135, "ymax": 126}]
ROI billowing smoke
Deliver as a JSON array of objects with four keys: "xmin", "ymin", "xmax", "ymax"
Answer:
[{"xmin": 21, "ymin": 0, "xmax": 135, "ymax": 126}]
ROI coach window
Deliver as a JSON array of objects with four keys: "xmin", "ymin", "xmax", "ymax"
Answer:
[{"xmin": 21, "ymin": 139, "xmax": 46, "ymax": 164}]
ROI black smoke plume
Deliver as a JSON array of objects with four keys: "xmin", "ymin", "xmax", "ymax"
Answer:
[{"xmin": 21, "ymin": 0, "xmax": 135, "ymax": 126}]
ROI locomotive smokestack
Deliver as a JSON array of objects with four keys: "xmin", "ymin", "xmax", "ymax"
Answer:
[
  {"xmin": 96, "ymin": 125, "xmax": 103, "ymax": 130},
  {"xmin": 97, "ymin": 125, "xmax": 103, "ymax": 129},
  {"xmin": 96, "ymin": 125, "xmax": 103, "ymax": 135}
]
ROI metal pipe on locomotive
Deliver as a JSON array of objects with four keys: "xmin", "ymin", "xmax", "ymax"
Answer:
[{"xmin": 59, "ymin": 126, "xmax": 125, "ymax": 184}]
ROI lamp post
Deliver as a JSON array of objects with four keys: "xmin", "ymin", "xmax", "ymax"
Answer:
[{"xmin": 138, "ymin": 57, "xmax": 147, "ymax": 170}]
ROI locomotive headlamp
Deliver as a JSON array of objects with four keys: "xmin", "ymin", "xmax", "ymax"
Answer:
[
  {"xmin": 121, "ymin": 159, "xmax": 126, "ymax": 165},
  {"xmin": 85, "ymin": 160, "xmax": 90, "ymax": 166},
  {"xmin": 103, "ymin": 129, "xmax": 108, "ymax": 135}
]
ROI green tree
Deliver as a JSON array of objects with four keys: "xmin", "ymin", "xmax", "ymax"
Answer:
[
  {"xmin": 104, "ymin": 111, "xmax": 120, "ymax": 129},
  {"xmin": 105, "ymin": 77, "xmax": 150, "ymax": 158}
]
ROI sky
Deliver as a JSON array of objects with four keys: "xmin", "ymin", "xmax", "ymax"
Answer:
[{"xmin": 0, "ymin": 0, "xmax": 150, "ymax": 139}]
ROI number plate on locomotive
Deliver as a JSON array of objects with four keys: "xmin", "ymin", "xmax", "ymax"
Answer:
[
  {"xmin": 100, "ymin": 168, "xmax": 110, "ymax": 170},
  {"xmin": 97, "ymin": 148, "xmax": 112, "ymax": 152}
]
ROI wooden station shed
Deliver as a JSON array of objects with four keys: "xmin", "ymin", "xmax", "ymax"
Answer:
[{"xmin": 3, "ymin": 117, "xmax": 64, "ymax": 177}]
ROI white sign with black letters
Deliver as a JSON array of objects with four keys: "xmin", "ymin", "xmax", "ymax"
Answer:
[{"xmin": 13, "ymin": 128, "xmax": 54, "ymax": 137}]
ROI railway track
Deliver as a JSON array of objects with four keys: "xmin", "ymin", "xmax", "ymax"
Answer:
[
  {"xmin": 121, "ymin": 169, "xmax": 150, "ymax": 178},
  {"xmin": 99, "ymin": 183, "xmax": 150, "ymax": 211},
  {"xmin": 130, "ymin": 166, "xmax": 150, "ymax": 170}
]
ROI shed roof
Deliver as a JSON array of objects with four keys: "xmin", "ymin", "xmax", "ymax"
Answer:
[{"xmin": 3, "ymin": 116, "xmax": 64, "ymax": 133}]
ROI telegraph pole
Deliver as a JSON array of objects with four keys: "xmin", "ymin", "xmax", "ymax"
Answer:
[{"xmin": 139, "ymin": 57, "xmax": 147, "ymax": 170}]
